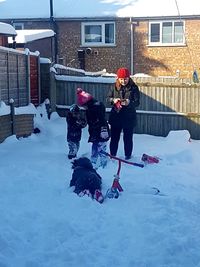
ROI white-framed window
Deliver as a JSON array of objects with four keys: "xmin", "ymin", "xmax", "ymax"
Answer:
[
  {"xmin": 13, "ymin": 23, "xmax": 24, "ymax": 30},
  {"xmin": 81, "ymin": 22, "xmax": 115, "ymax": 46},
  {"xmin": 149, "ymin": 21, "xmax": 185, "ymax": 46}
]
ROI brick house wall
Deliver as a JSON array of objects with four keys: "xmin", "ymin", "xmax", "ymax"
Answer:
[
  {"xmin": 0, "ymin": 36, "xmax": 8, "ymax": 47},
  {"xmin": 3, "ymin": 17, "xmax": 200, "ymax": 78},
  {"xmin": 133, "ymin": 19, "xmax": 200, "ymax": 78},
  {"xmin": 57, "ymin": 20, "xmax": 131, "ymax": 73}
]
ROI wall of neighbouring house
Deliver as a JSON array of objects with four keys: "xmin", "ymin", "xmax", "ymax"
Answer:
[
  {"xmin": 57, "ymin": 20, "xmax": 131, "ymax": 73},
  {"xmin": 25, "ymin": 38, "xmax": 52, "ymax": 59},
  {"xmin": 2, "ymin": 19, "xmax": 131, "ymax": 73},
  {"xmin": 3, "ymin": 17, "xmax": 200, "ymax": 78},
  {"xmin": 133, "ymin": 19, "xmax": 200, "ymax": 78},
  {"xmin": 0, "ymin": 36, "xmax": 8, "ymax": 47},
  {"xmin": 2, "ymin": 19, "xmax": 53, "ymax": 59}
]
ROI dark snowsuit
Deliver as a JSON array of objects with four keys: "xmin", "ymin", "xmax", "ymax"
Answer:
[
  {"xmin": 66, "ymin": 112, "xmax": 86, "ymax": 158},
  {"xmin": 108, "ymin": 78, "xmax": 140, "ymax": 158},
  {"xmin": 70, "ymin": 157, "xmax": 102, "ymax": 196},
  {"xmin": 85, "ymin": 98, "xmax": 109, "ymax": 143},
  {"xmin": 66, "ymin": 112, "xmax": 86, "ymax": 143},
  {"xmin": 85, "ymin": 98, "xmax": 110, "ymax": 167}
]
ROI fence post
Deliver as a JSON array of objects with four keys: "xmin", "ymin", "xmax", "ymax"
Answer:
[
  {"xmin": 50, "ymin": 71, "xmax": 56, "ymax": 112},
  {"xmin": 9, "ymin": 99, "xmax": 15, "ymax": 135},
  {"xmin": 45, "ymin": 98, "xmax": 51, "ymax": 119},
  {"xmin": 25, "ymin": 49, "xmax": 31, "ymax": 104}
]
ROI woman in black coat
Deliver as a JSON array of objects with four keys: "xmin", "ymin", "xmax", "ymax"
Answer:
[{"xmin": 108, "ymin": 68, "xmax": 140, "ymax": 160}]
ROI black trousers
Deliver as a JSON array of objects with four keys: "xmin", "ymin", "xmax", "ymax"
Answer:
[{"xmin": 109, "ymin": 125, "xmax": 134, "ymax": 157}]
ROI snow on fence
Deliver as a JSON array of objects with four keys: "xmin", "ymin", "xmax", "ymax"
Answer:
[{"xmin": 50, "ymin": 69, "xmax": 200, "ymax": 139}]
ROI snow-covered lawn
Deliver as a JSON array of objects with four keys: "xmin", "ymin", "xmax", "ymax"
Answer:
[{"xmin": 0, "ymin": 112, "xmax": 200, "ymax": 267}]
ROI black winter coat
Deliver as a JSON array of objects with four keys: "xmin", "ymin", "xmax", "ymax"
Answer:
[
  {"xmin": 85, "ymin": 98, "xmax": 110, "ymax": 143},
  {"xmin": 70, "ymin": 157, "xmax": 102, "ymax": 196},
  {"xmin": 66, "ymin": 113, "xmax": 86, "ymax": 142},
  {"xmin": 108, "ymin": 78, "xmax": 140, "ymax": 129}
]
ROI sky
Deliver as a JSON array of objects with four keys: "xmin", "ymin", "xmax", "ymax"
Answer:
[
  {"xmin": 0, "ymin": 102, "xmax": 200, "ymax": 267},
  {"xmin": 0, "ymin": 0, "xmax": 200, "ymax": 19}
]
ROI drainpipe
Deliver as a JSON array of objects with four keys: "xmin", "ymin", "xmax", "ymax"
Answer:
[
  {"xmin": 130, "ymin": 17, "xmax": 134, "ymax": 75},
  {"xmin": 50, "ymin": 0, "xmax": 58, "ymax": 63}
]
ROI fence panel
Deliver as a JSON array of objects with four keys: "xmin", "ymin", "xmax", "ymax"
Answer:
[
  {"xmin": 0, "ymin": 47, "xmax": 28, "ymax": 106},
  {"xmin": 54, "ymin": 74, "xmax": 200, "ymax": 139}
]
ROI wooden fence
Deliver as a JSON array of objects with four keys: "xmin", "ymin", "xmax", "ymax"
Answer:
[
  {"xmin": 0, "ymin": 46, "xmax": 40, "ymax": 107},
  {"xmin": 51, "ymin": 72, "xmax": 200, "ymax": 140}
]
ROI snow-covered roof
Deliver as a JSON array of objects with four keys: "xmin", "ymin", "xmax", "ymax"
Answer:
[
  {"xmin": 8, "ymin": 29, "xmax": 55, "ymax": 44},
  {"xmin": 0, "ymin": 22, "xmax": 16, "ymax": 36},
  {"xmin": 0, "ymin": 0, "xmax": 200, "ymax": 19}
]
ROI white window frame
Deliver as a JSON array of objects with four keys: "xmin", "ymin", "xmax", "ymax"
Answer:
[
  {"xmin": 13, "ymin": 23, "xmax": 24, "ymax": 30},
  {"xmin": 148, "ymin": 20, "xmax": 185, "ymax": 46},
  {"xmin": 81, "ymin": 22, "xmax": 115, "ymax": 47}
]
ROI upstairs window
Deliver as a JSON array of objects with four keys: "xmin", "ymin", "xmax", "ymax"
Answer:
[
  {"xmin": 81, "ymin": 22, "xmax": 115, "ymax": 46},
  {"xmin": 149, "ymin": 21, "xmax": 185, "ymax": 45},
  {"xmin": 13, "ymin": 23, "xmax": 24, "ymax": 30}
]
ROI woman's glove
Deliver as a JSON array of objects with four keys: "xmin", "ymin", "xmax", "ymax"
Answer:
[
  {"xmin": 100, "ymin": 127, "xmax": 109, "ymax": 139},
  {"xmin": 113, "ymin": 98, "xmax": 121, "ymax": 104},
  {"xmin": 121, "ymin": 99, "xmax": 130, "ymax": 106},
  {"xmin": 113, "ymin": 98, "xmax": 122, "ymax": 111}
]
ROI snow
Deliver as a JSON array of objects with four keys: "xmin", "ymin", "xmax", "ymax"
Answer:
[
  {"xmin": 0, "ymin": 101, "xmax": 38, "ymax": 115},
  {"xmin": 0, "ymin": 21, "xmax": 16, "ymax": 36},
  {"xmin": 8, "ymin": 29, "xmax": 55, "ymax": 44},
  {"xmin": 0, "ymin": 104, "xmax": 200, "ymax": 267},
  {"xmin": 40, "ymin": 57, "xmax": 51, "ymax": 64},
  {"xmin": 0, "ymin": 0, "xmax": 200, "ymax": 19}
]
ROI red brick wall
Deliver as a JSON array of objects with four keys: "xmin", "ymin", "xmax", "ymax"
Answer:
[
  {"xmin": 4, "ymin": 18, "xmax": 200, "ymax": 78},
  {"xmin": 133, "ymin": 19, "xmax": 200, "ymax": 78},
  {"xmin": 57, "ymin": 20, "xmax": 131, "ymax": 73},
  {"xmin": 0, "ymin": 36, "xmax": 8, "ymax": 47}
]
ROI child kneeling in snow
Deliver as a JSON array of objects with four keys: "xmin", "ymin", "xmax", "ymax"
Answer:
[{"xmin": 69, "ymin": 157, "xmax": 104, "ymax": 203}]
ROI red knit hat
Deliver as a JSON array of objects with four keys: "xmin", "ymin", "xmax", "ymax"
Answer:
[
  {"xmin": 116, "ymin": 68, "xmax": 130, "ymax": 79},
  {"xmin": 76, "ymin": 88, "xmax": 93, "ymax": 106}
]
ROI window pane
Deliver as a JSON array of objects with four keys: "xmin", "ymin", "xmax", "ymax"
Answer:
[
  {"xmin": 85, "ymin": 25, "xmax": 102, "ymax": 43},
  {"xmin": 174, "ymin": 21, "xmax": 183, "ymax": 43},
  {"xmin": 13, "ymin": 23, "xmax": 24, "ymax": 30},
  {"xmin": 162, "ymin": 22, "xmax": 172, "ymax": 43},
  {"xmin": 105, "ymin": 23, "xmax": 114, "ymax": 43},
  {"xmin": 150, "ymin": 24, "xmax": 160, "ymax": 42}
]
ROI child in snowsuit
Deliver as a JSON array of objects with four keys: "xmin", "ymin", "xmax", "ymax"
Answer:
[
  {"xmin": 76, "ymin": 88, "xmax": 110, "ymax": 168},
  {"xmin": 108, "ymin": 68, "xmax": 140, "ymax": 160},
  {"xmin": 66, "ymin": 104, "xmax": 87, "ymax": 159},
  {"xmin": 70, "ymin": 157, "xmax": 104, "ymax": 203}
]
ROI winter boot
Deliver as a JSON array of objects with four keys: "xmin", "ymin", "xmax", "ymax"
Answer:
[{"xmin": 94, "ymin": 189, "xmax": 104, "ymax": 204}]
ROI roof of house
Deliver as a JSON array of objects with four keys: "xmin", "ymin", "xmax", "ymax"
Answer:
[
  {"xmin": 8, "ymin": 29, "xmax": 55, "ymax": 44},
  {"xmin": 0, "ymin": 22, "xmax": 17, "ymax": 36},
  {"xmin": 0, "ymin": 0, "xmax": 200, "ymax": 20}
]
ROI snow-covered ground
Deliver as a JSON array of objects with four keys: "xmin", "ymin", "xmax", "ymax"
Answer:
[{"xmin": 0, "ymin": 107, "xmax": 200, "ymax": 267}]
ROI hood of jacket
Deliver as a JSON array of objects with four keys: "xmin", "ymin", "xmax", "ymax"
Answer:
[{"xmin": 71, "ymin": 157, "xmax": 93, "ymax": 170}]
